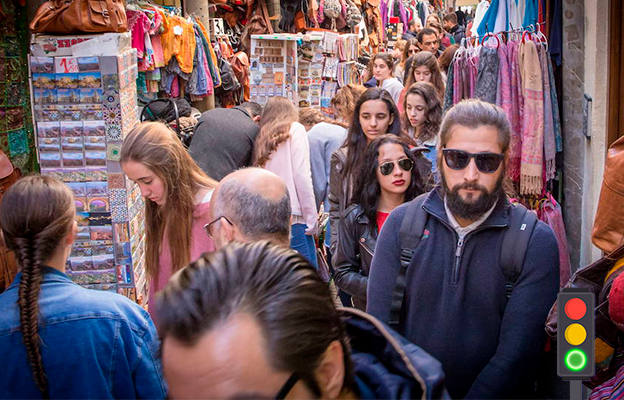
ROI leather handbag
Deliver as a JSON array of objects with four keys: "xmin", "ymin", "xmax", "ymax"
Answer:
[
  {"xmin": 30, "ymin": 0, "xmax": 128, "ymax": 35},
  {"xmin": 592, "ymin": 135, "xmax": 624, "ymax": 253}
]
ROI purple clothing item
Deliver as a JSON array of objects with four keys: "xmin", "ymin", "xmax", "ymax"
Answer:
[
  {"xmin": 508, "ymin": 40, "xmax": 523, "ymax": 182},
  {"xmin": 380, "ymin": 0, "xmax": 409, "ymax": 40},
  {"xmin": 496, "ymin": 42, "xmax": 511, "ymax": 109},
  {"xmin": 453, "ymin": 54, "xmax": 463, "ymax": 105}
]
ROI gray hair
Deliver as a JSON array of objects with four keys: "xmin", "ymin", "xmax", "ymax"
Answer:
[
  {"xmin": 439, "ymin": 99, "xmax": 511, "ymax": 153},
  {"xmin": 213, "ymin": 180, "xmax": 291, "ymax": 243}
]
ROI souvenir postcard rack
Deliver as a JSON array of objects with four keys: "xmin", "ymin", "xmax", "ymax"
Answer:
[
  {"xmin": 249, "ymin": 32, "xmax": 360, "ymax": 110},
  {"xmin": 29, "ymin": 43, "xmax": 148, "ymax": 306}
]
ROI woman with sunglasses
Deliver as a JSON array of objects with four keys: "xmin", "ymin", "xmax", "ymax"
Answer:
[
  {"xmin": 328, "ymin": 88, "xmax": 403, "ymax": 253},
  {"xmin": 121, "ymin": 122, "xmax": 217, "ymax": 311},
  {"xmin": 333, "ymin": 135, "xmax": 426, "ymax": 310},
  {"xmin": 401, "ymin": 82, "xmax": 442, "ymax": 175}
]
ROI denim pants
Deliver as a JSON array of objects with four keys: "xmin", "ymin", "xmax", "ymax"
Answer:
[{"xmin": 290, "ymin": 223, "xmax": 318, "ymax": 269}]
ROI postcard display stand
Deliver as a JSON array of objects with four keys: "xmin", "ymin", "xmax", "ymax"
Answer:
[
  {"xmin": 249, "ymin": 33, "xmax": 360, "ymax": 112},
  {"xmin": 29, "ymin": 38, "xmax": 147, "ymax": 305}
]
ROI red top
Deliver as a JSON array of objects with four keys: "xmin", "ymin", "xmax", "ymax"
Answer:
[{"xmin": 377, "ymin": 211, "xmax": 390, "ymax": 232}]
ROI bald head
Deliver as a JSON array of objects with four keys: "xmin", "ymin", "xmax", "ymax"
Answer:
[{"xmin": 211, "ymin": 168, "xmax": 291, "ymax": 248}]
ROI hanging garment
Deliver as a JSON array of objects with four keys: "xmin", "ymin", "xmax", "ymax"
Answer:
[
  {"xmin": 471, "ymin": 0, "xmax": 490, "ymax": 36},
  {"xmin": 523, "ymin": 0, "xmax": 538, "ymax": 28},
  {"xmin": 468, "ymin": 52, "xmax": 479, "ymax": 98},
  {"xmin": 539, "ymin": 45, "xmax": 556, "ymax": 181},
  {"xmin": 477, "ymin": 0, "xmax": 506, "ymax": 36},
  {"xmin": 547, "ymin": 52, "xmax": 563, "ymax": 152},
  {"xmin": 452, "ymin": 54, "xmax": 463, "ymax": 104},
  {"xmin": 187, "ymin": 27, "xmax": 209, "ymax": 96},
  {"xmin": 127, "ymin": 10, "xmax": 151, "ymax": 58},
  {"xmin": 508, "ymin": 0, "xmax": 525, "ymax": 30},
  {"xmin": 475, "ymin": 46, "xmax": 498, "ymax": 104},
  {"xmin": 539, "ymin": 194, "xmax": 571, "ymax": 287},
  {"xmin": 443, "ymin": 59, "xmax": 454, "ymax": 111},
  {"xmin": 518, "ymin": 40, "xmax": 544, "ymax": 195},
  {"xmin": 496, "ymin": 42, "xmax": 512, "ymax": 120},
  {"xmin": 508, "ymin": 40, "xmax": 523, "ymax": 182}
]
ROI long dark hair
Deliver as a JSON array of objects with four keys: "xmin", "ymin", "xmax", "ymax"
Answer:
[
  {"xmin": 156, "ymin": 241, "xmax": 356, "ymax": 396},
  {"xmin": 401, "ymin": 82, "xmax": 442, "ymax": 143},
  {"xmin": 343, "ymin": 88, "xmax": 403, "ymax": 182},
  {"xmin": 404, "ymin": 51, "xmax": 445, "ymax": 100},
  {"xmin": 354, "ymin": 135, "xmax": 425, "ymax": 235},
  {"xmin": 0, "ymin": 175, "xmax": 76, "ymax": 397}
]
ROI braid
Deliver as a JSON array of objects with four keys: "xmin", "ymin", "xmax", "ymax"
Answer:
[
  {"xmin": 0, "ymin": 175, "xmax": 75, "ymax": 398},
  {"xmin": 15, "ymin": 236, "xmax": 48, "ymax": 397}
]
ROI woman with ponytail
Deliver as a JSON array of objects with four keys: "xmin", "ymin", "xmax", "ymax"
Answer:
[{"xmin": 0, "ymin": 175, "xmax": 166, "ymax": 398}]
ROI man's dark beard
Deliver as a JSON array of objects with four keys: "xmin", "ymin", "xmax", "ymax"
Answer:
[{"xmin": 441, "ymin": 171, "xmax": 505, "ymax": 222}]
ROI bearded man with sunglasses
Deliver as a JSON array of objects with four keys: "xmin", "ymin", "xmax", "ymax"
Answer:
[{"xmin": 367, "ymin": 100, "xmax": 559, "ymax": 399}]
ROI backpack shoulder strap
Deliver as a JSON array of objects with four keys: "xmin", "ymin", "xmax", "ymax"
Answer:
[
  {"xmin": 388, "ymin": 193, "xmax": 429, "ymax": 328},
  {"xmin": 500, "ymin": 203, "xmax": 539, "ymax": 300}
]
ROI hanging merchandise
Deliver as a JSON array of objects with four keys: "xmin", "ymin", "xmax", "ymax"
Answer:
[
  {"xmin": 444, "ymin": 28, "xmax": 561, "ymax": 197},
  {"xmin": 124, "ymin": 4, "xmax": 221, "ymax": 104},
  {"xmin": 29, "ymin": 34, "xmax": 148, "ymax": 305},
  {"xmin": 0, "ymin": 1, "xmax": 37, "ymax": 174},
  {"xmin": 249, "ymin": 32, "xmax": 359, "ymax": 109}
]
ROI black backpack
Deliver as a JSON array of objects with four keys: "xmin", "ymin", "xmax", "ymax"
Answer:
[{"xmin": 388, "ymin": 193, "xmax": 539, "ymax": 329}]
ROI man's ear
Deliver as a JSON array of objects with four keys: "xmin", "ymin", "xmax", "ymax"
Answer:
[
  {"xmin": 253, "ymin": 116, "xmax": 261, "ymax": 123},
  {"xmin": 222, "ymin": 219, "xmax": 236, "ymax": 243},
  {"xmin": 315, "ymin": 340, "xmax": 346, "ymax": 400}
]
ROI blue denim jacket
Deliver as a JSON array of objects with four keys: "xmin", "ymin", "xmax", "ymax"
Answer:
[{"xmin": 0, "ymin": 267, "xmax": 167, "ymax": 399}]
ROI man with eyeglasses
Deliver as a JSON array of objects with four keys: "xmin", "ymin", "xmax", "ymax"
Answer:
[
  {"xmin": 367, "ymin": 100, "xmax": 559, "ymax": 399},
  {"xmin": 156, "ymin": 241, "xmax": 449, "ymax": 399},
  {"xmin": 205, "ymin": 167, "xmax": 291, "ymax": 249}
]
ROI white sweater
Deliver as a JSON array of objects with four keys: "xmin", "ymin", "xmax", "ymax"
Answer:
[{"xmin": 381, "ymin": 77, "xmax": 404, "ymax": 107}]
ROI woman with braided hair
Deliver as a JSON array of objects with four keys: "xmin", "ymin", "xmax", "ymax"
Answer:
[{"xmin": 0, "ymin": 175, "xmax": 166, "ymax": 398}]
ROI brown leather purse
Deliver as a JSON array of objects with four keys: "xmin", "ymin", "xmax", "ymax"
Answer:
[
  {"xmin": 0, "ymin": 151, "xmax": 20, "ymax": 293},
  {"xmin": 30, "ymin": 0, "xmax": 128, "ymax": 35}
]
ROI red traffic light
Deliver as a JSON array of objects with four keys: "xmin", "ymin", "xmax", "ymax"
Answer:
[{"xmin": 564, "ymin": 297, "xmax": 587, "ymax": 320}]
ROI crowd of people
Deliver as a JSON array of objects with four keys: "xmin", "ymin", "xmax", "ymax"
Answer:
[{"xmin": 0, "ymin": 8, "xmax": 600, "ymax": 400}]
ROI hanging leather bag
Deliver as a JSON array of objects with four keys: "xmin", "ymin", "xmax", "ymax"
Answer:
[
  {"xmin": 30, "ymin": 0, "xmax": 128, "ymax": 35},
  {"xmin": 592, "ymin": 135, "xmax": 624, "ymax": 254}
]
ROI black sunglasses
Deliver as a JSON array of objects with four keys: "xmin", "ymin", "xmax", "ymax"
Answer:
[
  {"xmin": 442, "ymin": 149, "xmax": 504, "ymax": 173},
  {"xmin": 379, "ymin": 158, "xmax": 414, "ymax": 176},
  {"xmin": 203, "ymin": 215, "xmax": 233, "ymax": 238}
]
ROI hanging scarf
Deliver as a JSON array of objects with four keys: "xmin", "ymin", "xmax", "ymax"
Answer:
[
  {"xmin": 496, "ymin": 42, "xmax": 516, "ymax": 181},
  {"xmin": 547, "ymin": 53, "xmax": 563, "ymax": 152},
  {"xmin": 453, "ymin": 54, "xmax": 463, "ymax": 105},
  {"xmin": 539, "ymin": 45, "xmax": 556, "ymax": 181},
  {"xmin": 444, "ymin": 59, "xmax": 455, "ymax": 112},
  {"xmin": 508, "ymin": 40, "xmax": 523, "ymax": 182},
  {"xmin": 475, "ymin": 46, "xmax": 499, "ymax": 104},
  {"xmin": 518, "ymin": 40, "xmax": 544, "ymax": 195},
  {"xmin": 468, "ymin": 52, "xmax": 479, "ymax": 98}
]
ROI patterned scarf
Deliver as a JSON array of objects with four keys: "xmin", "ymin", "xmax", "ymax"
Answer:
[
  {"xmin": 508, "ymin": 40, "xmax": 524, "ymax": 182},
  {"xmin": 444, "ymin": 59, "xmax": 455, "ymax": 112},
  {"xmin": 453, "ymin": 53, "xmax": 463, "ymax": 105},
  {"xmin": 539, "ymin": 45, "xmax": 556, "ymax": 181},
  {"xmin": 475, "ymin": 46, "xmax": 499, "ymax": 104},
  {"xmin": 518, "ymin": 40, "xmax": 544, "ymax": 195}
]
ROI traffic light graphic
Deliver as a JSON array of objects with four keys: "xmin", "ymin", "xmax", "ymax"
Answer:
[{"xmin": 557, "ymin": 289, "xmax": 595, "ymax": 378}]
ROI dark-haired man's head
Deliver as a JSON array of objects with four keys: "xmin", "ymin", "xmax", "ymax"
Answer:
[
  {"xmin": 442, "ymin": 13, "xmax": 458, "ymax": 31},
  {"xmin": 417, "ymin": 28, "xmax": 440, "ymax": 54},
  {"xmin": 157, "ymin": 241, "xmax": 356, "ymax": 399},
  {"xmin": 240, "ymin": 101, "xmax": 263, "ymax": 122},
  {"xmin": 208, "ymin": 168, "xmax": 291, "ymax": 248},
  {"xmin": 437, "ymin": 100, "xmax": 510, "ymax": 226}
]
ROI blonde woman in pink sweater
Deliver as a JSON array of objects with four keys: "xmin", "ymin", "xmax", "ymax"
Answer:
[{"xmin": 253, "ymin": 97, "xmax": 318, "ymax": 268}]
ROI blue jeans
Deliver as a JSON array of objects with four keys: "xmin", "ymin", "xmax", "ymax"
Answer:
[{"xmin": 290, "ymin": 223, "xmax": 318, "ymax": 269}]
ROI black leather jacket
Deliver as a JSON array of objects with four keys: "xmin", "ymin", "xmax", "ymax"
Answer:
[{"xmin": 332, "ymin": 204, "xmax": 377, "ymax": 310}]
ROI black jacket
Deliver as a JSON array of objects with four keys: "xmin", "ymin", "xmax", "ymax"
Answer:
[
  {"xmin": 448, "ymin": 24, "xmax": 466, "ymax": 45},
  {"xmin": 328, "ymin": 147, "xmax": 350, "ymax": 254},
  {"xmin": 344, "ymin": 307, "xmax": 450, "ymax": 399},
  {"xmin": 333, "ymin": 204, "xmax": 377, "ymax": 310}
]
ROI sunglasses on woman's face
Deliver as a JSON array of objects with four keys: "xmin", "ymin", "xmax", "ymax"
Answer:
[
  {"xmin": 442, "ymin": 149, "xmax": 504, "ymax": 173},
  {"xmin": 379, "ymin": 158, "xmax": 414, "ymax": 176}
]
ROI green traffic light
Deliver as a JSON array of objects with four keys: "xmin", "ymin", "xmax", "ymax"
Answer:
[{"xmin": 565, "ymin": 349, "xmax": 587, "ymax": 371}]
